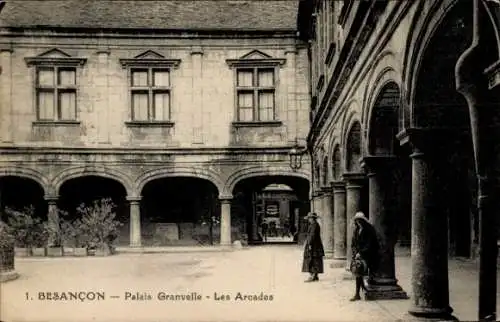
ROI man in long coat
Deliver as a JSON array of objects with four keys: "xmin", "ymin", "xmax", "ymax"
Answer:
[{"xmin": 301, "ymin": 212, "xmax": 324, "ymax": 282}]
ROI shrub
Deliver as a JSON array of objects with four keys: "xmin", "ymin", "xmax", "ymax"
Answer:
[
  {"xmin": 5, "ymin": 206, "xmax": 41, "ymax": 248},
  {"xmin": 77, "ymin": 198, "xmax": 122, "ymax": 250}
]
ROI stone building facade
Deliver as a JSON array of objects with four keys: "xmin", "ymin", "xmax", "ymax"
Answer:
[
  {"xmin": 299, "ymin": 0, "xmax": 500, "ymax": 320},
  {"xmin": 0, "ymin": 1, "xmax": 311, "ymax": 247}
]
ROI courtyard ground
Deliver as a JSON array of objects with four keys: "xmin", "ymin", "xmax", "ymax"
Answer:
[{"xmin": 0, "ymin": 245, "xmax": 498, "ymax": 322}]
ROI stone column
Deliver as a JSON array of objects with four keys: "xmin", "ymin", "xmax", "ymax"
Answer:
[
  {"xmin": 331, "ymin": 180, "xmax": 346, "ymax": 267},
  {"xmin": 457, "ymin": 13, "xmax": 499, "ymax": 317},
  {"xmin": 45, "ymin": 196, "xmax": 59, "ymax": 246},
  {"xmin": 320, "ymin": 186, "xmax": 334, "ymax": 259},
  {"xmin": 342, "ymin": 172, "xmax": 365, "ymax": 277},
  {"xmin": 361, "ymin": 156, "xmax": 408, "ymax": 300},
  {"xmin": 220, "ymin": 197, "xmax": 232, "ymax": 247},
  {"xmin": 127, "ymin": 196, "xmax": 141, "ymax": 247},
  {"xmin": 397, "ymin": 129, "xmax": 453, "ymax": 319}
]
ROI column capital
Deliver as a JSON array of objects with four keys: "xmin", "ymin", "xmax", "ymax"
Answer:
[
  {"xmin": 0, "ymin": 44, "xmax": 13, "ymax": 53},
  {"xmin": 331, "ymin": 180, "xmax": 346, "ymax": 192},
  {"xmin": 320, "ymin": 186, "xmax": 332, "ymax": 195},
  {"xmin": 218, "ymin": 195, "xmax": 232, "ymax": 203},
  {"xmin": 44, "ymin": 195, "xmax": 59, "ymax": 203},
  {"xmin": 342, "ymin": 172, "xmax": 365, "ymax": 187},
  {"xmin": 396, "ymin": 127, "xmax": 468, "ymax": 158},
  {"xmin": 126, "ymin": 196, "xmax": 142, "ymax": 203},
  {"xmin": 361, "ymin": 155, "xmax": 398, "ymax": 176},
  {"xmin": 312, "ymin": 189, "xmax": 323, "ymax": 197}
]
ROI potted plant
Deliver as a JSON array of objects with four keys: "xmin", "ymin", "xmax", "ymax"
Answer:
[
  {"xmin": 63, "ymin": 219, "xmax": 88, "ymax": 257},
  {"xmin": 31, "ymin": 222, "xmax": 49, "ymax": 256},
  {"xmin": 0, "ymin": 220, "xmax": 17, "ymax": 281},
  {"xmin": 5, "ymin": 206, "xmax": 38, "ymax": 257},
  {"xmin": 78, "ymin": 198, "xmax": 122, "ymax": 256}
]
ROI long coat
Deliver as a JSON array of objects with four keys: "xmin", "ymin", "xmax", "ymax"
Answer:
[
  {"xmin": 351, "ymin": 223, "xmax": 379, "ymax": 274},
  {"xmin": 301, "ymin": 220, "xmax": 325, "ymax": 274}
]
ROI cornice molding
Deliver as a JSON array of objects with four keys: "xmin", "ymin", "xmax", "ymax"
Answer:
[
  {"xmin": 119, "ymin": 58, "xmax": 181, "ymax": 68},
  {"xmin": 25, "ymin": 56, "xmax": 87, "ymax": 67}
]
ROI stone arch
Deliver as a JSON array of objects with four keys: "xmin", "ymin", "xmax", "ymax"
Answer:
[
  {"xmin": 344, "ymin": 120, "xmax": 363, "ymax": 173},
  {"xmin": 223, "ymin": 166, "xmax": 309, "ymax": 196},
  {"xmin": 0, "ymin": 166, "xmax": 50, "ymax": 195},
  {"xmin": 136, "ymin": 166, "xmax": 224, "ymax": 197},
  {"xmin": 366, "ymin": 81, "xmax": 402, "ymax": 155},
  {"xmin": 330, "ymin": 143, "xmax": 342, "ymax": 181},
  {"xmin": 52, "ymin": 166, "xmax": 134, "ymax": 196},
  {"xmin": 340, "ymin": 100, "xmax": 362, "ymax": 150},
  {"xmin": 402, "ymin": 0, "xmax": 460, "ymax": 127},
  {"xmin": 321, "ymin": 156, "xmax": 329, "ymax": 187}
]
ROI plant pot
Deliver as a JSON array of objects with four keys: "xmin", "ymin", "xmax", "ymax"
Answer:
[
  {"xmin": 0, "ymin": 246, "xmax": 15, "ymax": 272},
  {"xmin": 47, "ymin": 247, "xmax": 63, "ymax": 257},
  {"xmin": 94, "ymin": 245, "xmax": 111, "ymax": 257},
  {"xmin": 14, "ymin": 247, "xmax": 31, "ymax": 257},
  {"xmin": 32, "ymin": 247, "xmax": 47, "ymax": 257},
  {"xmin": 73, "ymin": 247, "xmax": 88, "ymax": 257}
]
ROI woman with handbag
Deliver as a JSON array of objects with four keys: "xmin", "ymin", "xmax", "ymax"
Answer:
[
  {"xmin": 301, "ymin": 212, "xmax": 325, "ymax": 282},
  {"xmin": 349, "ymin": 212, "xmax": 379, "ymax": 301}
]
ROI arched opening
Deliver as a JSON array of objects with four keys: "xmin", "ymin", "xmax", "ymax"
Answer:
[
  {"xmin": 345, "ymin": 121, "xmax": 362, "ymax": 172},
  {"xmin": 321, "ymin": 157, "xmax": 329, "ymax": 186},
  {"xmin": 0, "ymin": 176, "xmax": 47, "ymax": 221},
  {"xmin": 369, "ymin": 82, "xmax": 412, "ymax": 246},
  {"xmin": 58, "ymin": 176, "xmax": 128, "ymax": 245},
  {"xmin": 332, "ymin": 145, "xmax": 341, "ymax": 180},
  {"xmin": 413, "ymin": 1, "xmax": 476, "ymax": 258},
  {"xmin": 140, "ymin": 177, "xmax": 219, "ymax": 246},
  {"xmin": 232, "ymin": 175, "xmax": 310, "ymax": 245}
]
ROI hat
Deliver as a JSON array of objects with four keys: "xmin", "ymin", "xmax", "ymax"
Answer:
[
  {"xmin": 353, "ymin": 212, "xmax": 369, "ymax": 223},
  {"xmin": 304, "ymin": 212, "xmax": 318, "ymax": 219}
]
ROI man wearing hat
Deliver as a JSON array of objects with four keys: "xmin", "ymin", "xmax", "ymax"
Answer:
[
  {"xmin": 349, "ymin": 211, "xmax": 379, "ymax": 301},
  {"xmin": 301, "ymin": 212, "xmax": 325, "ymax": 282}
]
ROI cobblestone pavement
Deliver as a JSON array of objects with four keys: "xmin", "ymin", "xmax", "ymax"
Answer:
[{"xmin": 1, "ymin": 245, "xmax": 498, "ymax": 322}]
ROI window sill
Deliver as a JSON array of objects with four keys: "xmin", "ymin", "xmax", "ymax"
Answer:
[
  {"xmin": 32, "ymin": 121, "xmax": 81, "ymax": 126},
  {"xmin": 232, "ymin": 121, "xmax": 282, "ymax": 128},
  {"xmin": 125, "ymin": 121, "xmax": 175, "ymax": 128}
]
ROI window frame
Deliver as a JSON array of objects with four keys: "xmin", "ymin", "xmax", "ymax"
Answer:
[
  {"xmin": 25, "ymin": 55, "xmax": 86, "ymax": 125},
  {"xmin": 119, "ymin": 57, "xmax": 180, "ymax": 127},
  {"xmin": 129, "ymin": 67, "xmax": 172, "ymax": 122},
  {"xmin": 235, "ymin": 67, "xmax": 277, "ymax": 122},
  {"xmin": 226, "ymin": 55, "xmax": 285, "ymax": 127}
]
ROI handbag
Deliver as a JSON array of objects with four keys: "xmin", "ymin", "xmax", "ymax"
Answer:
[{"xmin": 350, "ymin": 257, "xmax": 367, "ymax": 276}]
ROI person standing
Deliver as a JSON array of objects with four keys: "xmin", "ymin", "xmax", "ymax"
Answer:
[
  {"xmin": 349, "ymin": 212, "xmax": 379, "ymax": 301},
  {"xmin": 301, "ymin": 212, "xmax": 325, "ymax": 282}
]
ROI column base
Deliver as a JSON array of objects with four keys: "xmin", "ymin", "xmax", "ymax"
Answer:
[
  {"xmin": 324, "ymin": 251, "xmax": 334, "ymax": 260},
  {"xmin": 408, "ymin": 305, "xmax": 456, "ymax": 320},
  {"xmin": 330, "ymin": 258, "xmax": 346, "ymax": 268},
  {"xmin": 364, "ymin": 283, "xmax": 409, "ymax": 301}
]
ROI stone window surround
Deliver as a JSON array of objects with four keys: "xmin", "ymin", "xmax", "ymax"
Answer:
[
  {"xmin": 25, "ymin": 56, "xmax": 87, "ymax": 127},
  {"xmin": 226, "ymin": 57, "xmax": 285, "ymax": 128},
  {"xmin": 119, "ymin": 57, "xmax": 181, "ymax": 128}
]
